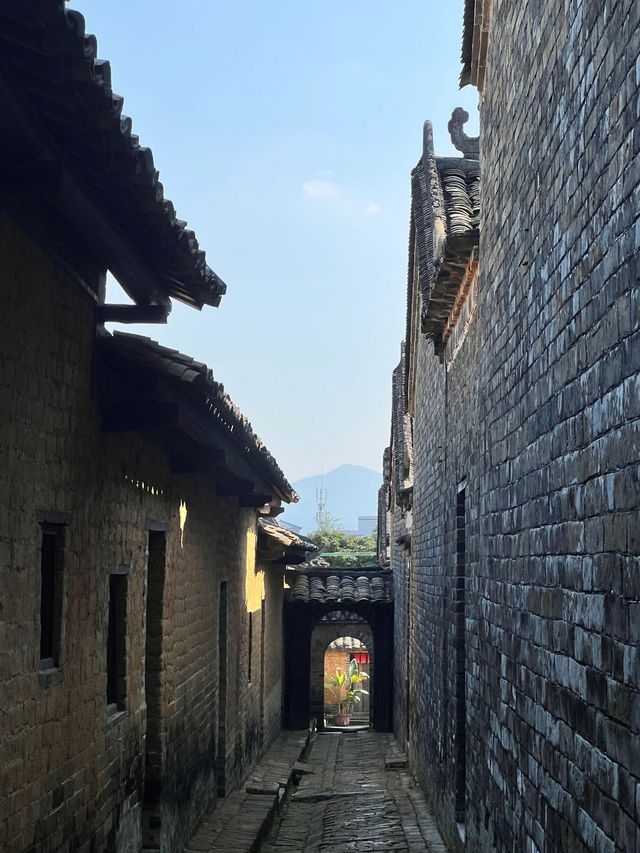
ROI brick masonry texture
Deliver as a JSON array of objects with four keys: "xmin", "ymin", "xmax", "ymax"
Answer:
[
  {"xmin": 386, "ymin": 2, "xmax": 640, "ymax": 851},
  {"xmin": 0, "ymin": 214, "xmax": 286, "ymax": 852}
]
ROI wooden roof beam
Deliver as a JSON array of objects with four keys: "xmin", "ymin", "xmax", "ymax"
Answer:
[
  {"xmin": 171, "ymin": 449, "xmax": 225, "ymax": 475},
  {"xmin": 101, "ymin": 401, "xmax": 179, "ymax": 432},
  {"xmin": 97, "ymin": 304, "xmax": 169, "ymax": 324}
]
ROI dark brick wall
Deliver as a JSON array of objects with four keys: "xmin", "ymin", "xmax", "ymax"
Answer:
[
  {"xmin": 400, "ymin": 2, "xmax": 640, "ymax": 851},
  {"xmin": 0, "ymin": 214, "xmax": 287, "ymax": 852},
  {"xmin": 409, "ymin": 317, "xmax": 482, "ymax": 852}
]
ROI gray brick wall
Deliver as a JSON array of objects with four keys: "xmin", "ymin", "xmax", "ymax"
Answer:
[
  {"xmin": 397, "ymin": 2, "xmax": 640, "ymax": 851},
  {"xmin": 473, "ymin": 2, "xmax": 639, "ymax": 849}
]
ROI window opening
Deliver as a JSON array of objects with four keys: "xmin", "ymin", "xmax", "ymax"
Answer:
[
  {"xmin": 39, "ymin": 524, "xmax": 64, "ymax": 669},
  {"xmin": 107, "ymin": 573, "xmax": 127, "ymax": 711}
]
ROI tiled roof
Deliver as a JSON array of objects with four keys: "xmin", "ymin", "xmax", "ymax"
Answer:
[
  {"xmin": 440, "ymin": 162, "xmax": 480, "ymax": 235},
  {"xmin": 99, "ymin": 332, "xmax": 297, "ymax": 502},
  {"xmin": 460, "ymin": 0, "xmax": 476, "ymax": 86},
  {"xmin": 258, "ymin": 517, "xmax": 317, "ymax": 555},
  {"xmin": 410, "ymin": 123, "xmax": 444, "ymax": 313},
  {"xmin": 288, "ymin": 570, "xmax": 392, "ymax": 604},
  {"xmin": 460, "ymin": 0, "xmax": 492, "ymax": 91},
  {"xmin": 376, "ymin": 482, "xmax": 389, "ymax": 565},
  {"xmin": 411, "ymin": 157, "xmax": 479, "ymax": 275},
  {"xmin": 0, "ymin": 1, "xmax": 225, "ymax": 308},
  {"xmin": 410, "ymin": 120, "xmax": 480, "ymax": 352},
  {"xmin": 391, "ymin": 349, "xmax": 411, "ymax": 495}
]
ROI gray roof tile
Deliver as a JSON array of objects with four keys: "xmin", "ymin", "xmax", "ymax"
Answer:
[{"xmin": 0, "ymin": 1, "xmax": 225, "ymax": 308}]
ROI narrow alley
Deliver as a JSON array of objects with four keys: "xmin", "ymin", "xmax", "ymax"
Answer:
[
  {"xmin": 261, "ymin": 732, "xmax": 448, "ymax": 853},
  {"xmin": 1, "ymin": 1, "xmax": 638, "ymax": 851}
]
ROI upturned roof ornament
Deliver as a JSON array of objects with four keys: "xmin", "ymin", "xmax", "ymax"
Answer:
[{"xmin": 447, "ymin": 107, "xmax": 480, "ymax": 160}]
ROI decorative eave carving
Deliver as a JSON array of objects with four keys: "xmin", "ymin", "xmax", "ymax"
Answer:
[
  {"xmin": 396, "ymin": 533, "xmax": 412, "ymax": 554},
  {"xmin": 398, "ymin": 486, "xmax": 413, "ymax": 511},
  {"xmin": 448, "ymin": 108, "xmax": 479, "ymax": 160}
]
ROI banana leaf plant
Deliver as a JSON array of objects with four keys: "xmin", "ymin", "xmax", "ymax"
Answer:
[{"xmin": 324, "ymin": 659, "xmax": 369, "ymax": 716}]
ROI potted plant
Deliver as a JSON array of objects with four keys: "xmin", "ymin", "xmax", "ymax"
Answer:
[{"xmin": 324, "ymin": 659, "xmax": 369, "ymax": 726}]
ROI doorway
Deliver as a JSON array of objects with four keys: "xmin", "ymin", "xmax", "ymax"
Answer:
[
  {"xmin": 308, "ymin": 618, "xmax": 374, "ymax": 730},
  {"xmin": 323, "ymin": 636, "xmax": 371, "ymax": 727}
]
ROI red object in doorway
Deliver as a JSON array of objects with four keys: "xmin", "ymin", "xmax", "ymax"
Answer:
[{"xmin": 353, "ymin": 652, "xmax": 369, "ymax": 665}]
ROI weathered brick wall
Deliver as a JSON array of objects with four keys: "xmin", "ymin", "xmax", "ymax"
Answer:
[
  {"xmin": 0, "ymin": 212, "xmax": 125, "ymax": 853},
  {"xmin": 159, "ymin": 489, "xmax": 251, "ymax": 851},
  {"xmin": 262, "ymin": 565, "xmax": 285, "ymax": 749},
  {"xmin": 227, "ymin": 527, "xmax": 286, "ymax": 794},
  {"xmin": 403, "ymin": 2, "xmax": 640, "ymax": 851},
  {"xmin": 0, "ymin": 215, "xmax": 287, "ymax": 852}
]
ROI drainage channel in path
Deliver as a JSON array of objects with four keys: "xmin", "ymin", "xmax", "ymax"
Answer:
[{"xmin": 259, "ymin": 731, "xmax": 449, "ymax": 853}]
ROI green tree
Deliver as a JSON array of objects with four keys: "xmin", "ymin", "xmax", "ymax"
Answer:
[{"xmin": 308, "ymin": 515, "xmax": 377, "ymax": 561}]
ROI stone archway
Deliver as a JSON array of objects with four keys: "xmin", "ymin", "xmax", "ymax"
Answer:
[{"xmin": 309, "ymin": 618, "xmax": 374, "ymax": 730}]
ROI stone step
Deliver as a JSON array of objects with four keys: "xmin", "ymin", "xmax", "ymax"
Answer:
[{"xmin": 385, "ymin": 753, "xmax": 409, "ymax": 770}]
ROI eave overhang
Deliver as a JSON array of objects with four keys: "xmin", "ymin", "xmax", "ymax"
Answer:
[
  {"xmin": 460, "ymin": 0, "xmax": 492, "ymax": 91},
  {"xmin": 0, "ymin": 1, "xmax": 226, "ymax": 310},
  {"xmin": 409, "ymin": 121, "xmax": 480, "ymax": 357},
  {"xmin": 257, "ymin": 519, "xmax": 318, "ymax": 565},
  {"xmin": 96, "ymin": 332, "xmax": 298, "ymax": 504}
]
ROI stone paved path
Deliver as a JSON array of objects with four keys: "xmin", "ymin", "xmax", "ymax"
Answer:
[
  {"xmin": 260, "ymin": 732, "xmax": 449, "ymax": 853},
  {"xmin": 185, "ymin": 731, "xmax": 309, "ymax": 853}
]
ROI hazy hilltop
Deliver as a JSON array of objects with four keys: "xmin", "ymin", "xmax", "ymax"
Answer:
[{"xmin": 282, "ymin": 464, "xmax": 382, "ymax": 534}]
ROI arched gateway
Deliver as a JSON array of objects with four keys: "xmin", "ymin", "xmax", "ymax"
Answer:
[
  {"xmin": 284, "ymin": 567, "xmax": 393, "ymax": 731},
  {"xmin": 313, "ymin": 622, "xmax": 373, "ymax": 728}
]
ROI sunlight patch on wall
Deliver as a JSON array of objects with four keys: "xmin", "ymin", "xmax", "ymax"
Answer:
[
  {"xmin": 245, "ymin": 524, "xmax": 264, "ymax": 613},
  {"xmin": 179, "ymin": 500, "xmax": 188, "ymax": 548},
  {"xmin": 123, "ymin": 472, "xmax": 164, "ymax": 496}
]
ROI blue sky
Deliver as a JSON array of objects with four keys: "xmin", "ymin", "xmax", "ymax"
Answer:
[{"xmin": 71, "ymin": 1, "xmax": 478, "ymax": 481}]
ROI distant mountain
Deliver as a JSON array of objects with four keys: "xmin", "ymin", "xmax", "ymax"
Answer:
[{"xmin": 281, "ymin": 464, "xmax": 382, "ymax": 534}]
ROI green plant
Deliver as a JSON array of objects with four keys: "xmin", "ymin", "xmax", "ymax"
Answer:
[
  {"xmin": 324, "ymin": 659, "xmax": 369, "ymax": 716},
  {"xmin": 308, "ymin": 517, "xmax": 377, "ymax": 555}
]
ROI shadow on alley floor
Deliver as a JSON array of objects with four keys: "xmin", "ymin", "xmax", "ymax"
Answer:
[{"xmin": 260, "ymin": 731, "xmax": 449, "ymax": 853}]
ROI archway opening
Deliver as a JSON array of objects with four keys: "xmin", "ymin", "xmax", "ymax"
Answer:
[
  {"xmin": 308, "ymin": 616, "xmax": 375, "ymax": 731},
  {"xmin": 323, "ymin": 636, "xmax": 371, "ymax": 728}
]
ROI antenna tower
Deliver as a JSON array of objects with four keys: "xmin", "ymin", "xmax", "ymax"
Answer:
[{"xmin": 315, "ymin": 471, "xmax": 328, "ymax": 526}]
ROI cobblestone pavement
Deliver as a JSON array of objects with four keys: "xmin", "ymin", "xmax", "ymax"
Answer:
[{"xmin": 260, "ymin": 732, "xmax": 449, "ymax": 853}]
